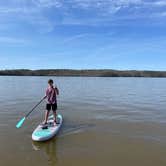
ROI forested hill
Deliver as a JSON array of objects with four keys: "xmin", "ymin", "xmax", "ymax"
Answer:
[{"xmin": 0, "ymin": 69, "xmax": 166, "ymax": 77}]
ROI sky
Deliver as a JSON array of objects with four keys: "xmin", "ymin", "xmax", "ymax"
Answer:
[{"xmin": 0, "ymin": 0, "xmax": 166, "ymax": 70}]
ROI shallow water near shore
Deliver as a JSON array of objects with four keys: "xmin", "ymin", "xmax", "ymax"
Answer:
[{"xmin": 0, "ymin": 76, "xmax": 166, "ymax": 166}]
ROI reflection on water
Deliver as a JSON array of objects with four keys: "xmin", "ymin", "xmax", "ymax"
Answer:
[{"xmin": 32, "ymin": 139, "xmax": 58, "ymax": 166}]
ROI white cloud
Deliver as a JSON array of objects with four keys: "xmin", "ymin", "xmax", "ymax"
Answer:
[
  {"xmin": 153, "ymin": 11, "xmax": 166, "ymax": 17},
  {"xmin": 0, "ymin": 0, "xmax": 166, "ymax": 33},
  {"xmin": 69, "ymin": 0, "xmax": 143, "ymax": 15},
  {"xmin": 0, "ymin": 36, "xmax": 28, "ymax": 44},
  {"xmin": 0, "ymin": 1, "xmax": 56, "ymax": 33},
  {"xmin": 0, "ymin": 0, "xmax": 144, "ymax": 16},
  {"xmin": 32, "ymin": 0, "xmax": 62, "ymax": 8},
  {"xmin": 62, "ymin": 33, "xmax": 89, "ymax": 44},
  {"xmin": 152, "ymin": 1, "xmax": 166, "ymax": 6},
  {"xmin": 0, "ymin": 0, "xmax": 165, "ymax": 16},
  {"xmin": 71, "ymin": 0, "xmax": 142, "ymax": 8},
  {"xmin": 0, "ymin": 7, "xmax": 36, "ymax": 14}
]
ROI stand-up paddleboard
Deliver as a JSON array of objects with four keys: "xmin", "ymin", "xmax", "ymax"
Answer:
[{"xmin": 32, "ymin": 114, "xmax": 63, "ymax": 141}]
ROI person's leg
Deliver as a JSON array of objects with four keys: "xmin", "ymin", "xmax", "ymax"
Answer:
[
  {"xmin": 52, "ymin": 103, "xmax": 57, "ymax": 124},
  {"xmin": 44, "ymin": 110, "xmax": 50, "ymax": 124},
  {"xmin": 44, "ymin": 104, "xmax": 51, "ymax": 124},
  {"xmin": 53, "ymin": 111, "xmax": 57, "ymax": 123}
]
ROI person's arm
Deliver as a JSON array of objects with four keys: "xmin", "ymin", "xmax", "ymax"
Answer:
[{"xmin": 55, "ymin": 87, "xmax": 59, "ymax": 95}]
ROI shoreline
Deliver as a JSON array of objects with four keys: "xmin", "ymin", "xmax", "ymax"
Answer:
[{"xmin": 0, "ymin": 69, "xmax": 166, "ymax": 77}]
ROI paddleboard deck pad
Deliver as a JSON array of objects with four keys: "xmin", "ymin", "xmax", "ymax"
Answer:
[{"xmin": 32, "ymin": 114, "xmax": 63, "ymax": 141}]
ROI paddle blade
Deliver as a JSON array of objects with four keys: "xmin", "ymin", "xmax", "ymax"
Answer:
[{"xmin": 16, "ymin": 117, "xmax": 26, "ymax": 128}]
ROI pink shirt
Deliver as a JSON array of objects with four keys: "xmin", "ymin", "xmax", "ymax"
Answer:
[{"xmin": 45, "ymin": 87, "xmax": 57, "ymax": 104}]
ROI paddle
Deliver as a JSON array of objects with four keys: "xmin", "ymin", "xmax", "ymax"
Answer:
[{"xmin": 16, "ymin": 97, "xmax": 45, "ymax": 128}]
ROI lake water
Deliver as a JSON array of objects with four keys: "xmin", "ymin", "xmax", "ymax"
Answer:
[{"xmin": 0, "ymin": 76, "xmax": 166, "ymax": 166}]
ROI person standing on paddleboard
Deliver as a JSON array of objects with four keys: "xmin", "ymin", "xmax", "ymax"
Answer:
[{"xmin": 43, "ymin": 79, "xmax": 59, "ymax": 125}]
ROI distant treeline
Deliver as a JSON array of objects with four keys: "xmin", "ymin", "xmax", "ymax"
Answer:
[{"xmin": 0, "ymin": 69, "xmax": 166, "ymax": 77}]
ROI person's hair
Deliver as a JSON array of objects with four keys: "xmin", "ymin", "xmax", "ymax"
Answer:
[{"xmin": 48, "ymin": 79, "xmax": 53, "ymax": 84}]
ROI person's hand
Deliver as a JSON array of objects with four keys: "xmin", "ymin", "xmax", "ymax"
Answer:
[{"xmin": 43, "ymin": 96, "xmax": 47, "ymax": 99}]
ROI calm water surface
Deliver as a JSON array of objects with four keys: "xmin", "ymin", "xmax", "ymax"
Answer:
[{"xmin": 0, "ymin": 76, "xmax": 166, "ymax": 166}]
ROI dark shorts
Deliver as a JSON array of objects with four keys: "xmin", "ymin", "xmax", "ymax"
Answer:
[{"xmin": 46, "ymin": 103, "xmax": 57, "ymax": 111}]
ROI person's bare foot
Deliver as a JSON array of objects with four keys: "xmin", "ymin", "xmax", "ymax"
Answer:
[
  {"xmin": 53, "ymin": 120, "xmax": 57, "ymax": 126},
  {"xmin": 42, "ymin": 121, "xmax": 47, "ymax": 125}
]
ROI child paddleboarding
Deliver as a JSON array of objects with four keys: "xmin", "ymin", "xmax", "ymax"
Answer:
[
  {"xmin": 32, "ymin": 79, "xmax": 62, "ymax": 141},
  {"xmin": 43, "ymin": 79, "xmax": 59, "ymax": 125}
]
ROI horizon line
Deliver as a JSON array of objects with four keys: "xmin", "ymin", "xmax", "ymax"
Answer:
[{"xmin": 0, "ymin": 68, "xmax": 166, "ymax": 72}]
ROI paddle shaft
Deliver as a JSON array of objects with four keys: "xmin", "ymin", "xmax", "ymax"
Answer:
[{"xmin": 25, "ymin": 97, "xmax": 45, "ymax": 118}]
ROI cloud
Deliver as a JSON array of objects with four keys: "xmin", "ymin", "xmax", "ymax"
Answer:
[
  {"xmin": 32, "ymin": 0, "xmax": 62, "ymax": 8},
  {"xmin": 70, "ymin": 0, "xmax": 142, "ymax": 8},
  {"xmin": 151, "ymin": 1, "xmax": 166, "ymax": 6},
  {"xmin": 0, "ymin": 36, "xmax": 28, "ymax": 44},
  {"xmin": 68, "ymin": 0, "xmax": 143, "ymax": 16},
  {"xmin": 62, "ymin": 33, "xmax": 89, "ymax": 44},
  {"xmin": 0, "ymin": 0, "xmax": 166, "ymax": 33},
  {"xmin": 0, "ymin": 0, "xmax": 165, "ymax": 17},
  {"xmin": 0, "ymin": 0, "xmax": 63, "ymax": 32}
]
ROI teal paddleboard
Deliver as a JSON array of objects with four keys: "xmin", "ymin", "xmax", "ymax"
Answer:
[{"xmin": 32, "ymin": 114, "xmax": 63, "ymax": 141}]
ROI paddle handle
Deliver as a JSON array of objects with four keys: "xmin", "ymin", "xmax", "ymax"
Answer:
[{"xmin": 25, "ymin": 97, "xmax": 45, "ymax": 118}]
